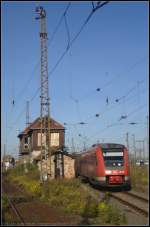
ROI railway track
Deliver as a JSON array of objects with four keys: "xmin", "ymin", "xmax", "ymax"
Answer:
[
  {"xmin": 2, "ymin": 180, "xmax": 27, "ymax": 225},
  {"xmin": 2, "ymin": 190, "xmax": 26, "ymax": 225},
  {"xmin": 80, "ymin": 180, "xmax": 149, "ymax": 218},
  {"xmin": 124, "ymin": 191, "xmax": 148, "ymax": 202},
  {"xmin": 110, "ymin": 191, "xmax": 149, "ymax": 217}
]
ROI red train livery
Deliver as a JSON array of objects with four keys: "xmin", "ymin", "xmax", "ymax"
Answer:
[{"xmin": 75, "ymin": 143, "xmax": 131, "ymax": 189}]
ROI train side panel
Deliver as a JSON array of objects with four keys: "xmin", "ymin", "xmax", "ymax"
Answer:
[
  {"xmin": 95, "ymin": 146, "xmax": 105, "ymax": 180},
  {"xmin": 75, "ymin": 149, "xmax": 97, "ymax": 179}
]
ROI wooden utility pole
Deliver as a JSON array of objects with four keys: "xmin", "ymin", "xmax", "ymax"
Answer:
[
  {"xmin": 26, "ymin": 101, "xmax": 30, "ymax": 127},
  {"xmin": 4, "ymin": 144, "xmax": 6, "ymax": 158},
  {"xmin": 141, "ymin": 140, "xmax": 145, "ymax": 161},
  {"xmin": 126, "ymin": 132, "xmax": 129, "ymax": 150},
  {"xmin": 132, "ymin": 134, "xmax": 136, "ymax": 163},
  {"xmin": 136, "ymin": 140, "xmax": 144, "ymax": 160},
  {"xmin": 126, "ymin": 132, "xmax": 130, "ymax": 162},
  {"xmin": 71, "ymin": 137, "xmax": 75, "ymax": 153},
  {"xmin": 146, "ymin": 115, "xmax": 149, "ymax": 159}
]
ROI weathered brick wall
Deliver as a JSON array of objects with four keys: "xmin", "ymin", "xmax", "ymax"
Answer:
[
  {"xmin": 37, "ymin": 156, "xmax": 55, "ymax": 179},
  {"xmin": 37, "ymin": 154, "xmax": 75, "ymax": 179},
  {"xmin": 64, "ymin": 156, "xmax": 75, "ymax": 178}
]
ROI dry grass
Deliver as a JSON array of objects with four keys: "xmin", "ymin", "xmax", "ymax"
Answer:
[{"xmin": 130, "ymin": 164, "xmax": 148, "ymax": 193}]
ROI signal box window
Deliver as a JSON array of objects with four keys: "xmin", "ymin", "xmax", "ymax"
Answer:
[
  {"xmin": 38, "ymin": 133, "xmax": 46, "ymax": 146},
  {"xmin": 51, "ymin": 133, "xmax": 59, "ymax": 146},
  {"xmin": 24, "ymin": 137, "xmax": 29, "ymax": 148}
]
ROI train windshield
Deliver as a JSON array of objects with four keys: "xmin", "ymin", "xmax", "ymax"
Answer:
[{"xmin": 102, "ymin": 149, "xmax": 124, "ymax": 168}]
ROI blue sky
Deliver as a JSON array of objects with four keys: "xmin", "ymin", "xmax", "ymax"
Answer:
[{"xmin": 2, "ymin": 1, "xmax": 149, "ymax": 158}]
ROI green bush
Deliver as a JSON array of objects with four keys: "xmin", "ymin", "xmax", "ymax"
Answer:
[
  {"xmin": 7, "ymin": 162, "xmax": 39, "ymax": 177},
  {"xmin": 8, "ymin": 175, "xmax": 42, "ymax": 197},
  {"xmin": 97, "ymin": 201, "xmax": 127, "ymax": 225},
  {"xmin": 82, "ymin": 196, "xmax": 98, "ymax": 218}
]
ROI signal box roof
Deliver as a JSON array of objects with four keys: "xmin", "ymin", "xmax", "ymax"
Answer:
[{"xmin": 18, "ymin": 117, "xmax": 65, "ymax": 137}]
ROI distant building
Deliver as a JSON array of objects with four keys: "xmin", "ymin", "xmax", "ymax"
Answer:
[
  {"xmin": 18, "ymin": 117, "xmax": 65, "ymax": 160},
  {"xmin": 2, "ymin": 155, "xmax": 15, "ymax": 170}
]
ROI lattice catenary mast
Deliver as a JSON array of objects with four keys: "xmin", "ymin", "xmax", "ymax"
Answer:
[{"xmin": 35, "ymin": 6, "xmax": 51, "ymax": 181}]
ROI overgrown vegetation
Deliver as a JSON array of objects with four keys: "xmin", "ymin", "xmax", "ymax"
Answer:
[
  {"xmin": 4, "ymin": 163, "xmax": 127, "ymax": 225},
  {"xmin": 7, "ymin": 163, "xmax": 41, "ymax": 197},
  {"xmin": 130, "ymin": 164, "xmax": 148, "ymax": 193},
  {"xmin": 2, "ymin": 194, "xmax": 14, "ymax": 224}
]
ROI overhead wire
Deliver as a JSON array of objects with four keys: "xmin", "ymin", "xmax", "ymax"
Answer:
[
  {"xmin": 12, "ymin": 2, "xmax": 71, "ymax": 110},
  {"xmin": 12, "ymin": 59, "xmax": 147, "ymax": 136},
  {"xmin": 6, "ymin": 2, "xmax": 73, "ymax": 146},
  {"xmin": 9, "ymin": 1, "xmax": 109, "ymax": 137},
  {"xmin": 7, "ymin": 2, "xmax": 148, "ymax": 151},
  {"xmin": 6, "ymin": 85, "xmax": 41, "ymax": 138},
  {"xmin": 80, "ymin": 77, "xmax": 147, "ymax": 123},
  {"xmin": 89, "ymin": 102, "xmax": 148, "ymax": 144},
  {"xmin": 64, "ymin": 10, "xmax": 71, "ymax": 49},
  {"xmin": 15, "ymin": 61, "xmax": 40, "ymax": 108},
  {"xmin": 102, "ymin": 55, "xmax": 147, "ymax": 89},
  {"xmin": 65, "ymin": 87, "xmax": 148, "ymax": 127},
  {"xmin": 48, "ymin": 1, "xmax": 109, "ymax": 78},
  {"xmin": 63, "ymin": 77, "xmax": 148, "ymax": 153},
  {"xmin": 66, "ymin": 87, "xmax": 148, "ymax": 147},
  {"xmin": 116, "ymin": 78, "xmax": 146, "ymax": 103},
  {"xmin": 48, "ymin": 2, "xmax": 71, "ymax": 47},
  {"xmin": 68, "ymin": 56, "xmax": 147, "ymax": 106},
  {"xmin": 50, "ymin": 1, "xmax": 109, "ymax": 127}
]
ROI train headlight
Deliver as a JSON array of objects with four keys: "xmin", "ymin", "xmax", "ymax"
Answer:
[
  {"xmin": 105, "ymin": 170, "xmax": 112, "ymax": 174},
  {"xmin": 125, "ymin": 176, "xmax": 130, "ymax": 181}
]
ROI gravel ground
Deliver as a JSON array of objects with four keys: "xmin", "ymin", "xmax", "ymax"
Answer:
[{"xmin": 14, "ymin": 201, "xmax": 82, "ymax": 225}]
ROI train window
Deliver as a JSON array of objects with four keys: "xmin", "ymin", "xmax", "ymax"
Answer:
[{"xmin": 102, "ymin": 149, "xmax": 124, "ymax": 168}]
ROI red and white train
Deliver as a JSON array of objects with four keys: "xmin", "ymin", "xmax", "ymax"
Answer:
[{"xmin": 75, "ymin": 143, "xmax": 131, "ymax": 189}]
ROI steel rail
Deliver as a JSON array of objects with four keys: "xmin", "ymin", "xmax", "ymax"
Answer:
[
  {"xmin": 2, "ymin": 183, "xmax": 26, "ymax": 225},
  {"xmin": 79, "ymin": 179, "xmax": 148, "ymax": 217},
  {"xmin": 124, "ymin": 191, "xmax": 149, "ymax": 203},
  {"xmin": 110, "ymin": 193, "xmax": 148, "ymax": 217},
  {"xmin": 6, "ymin": 194, "xmax": 26, "ymax": 225}
]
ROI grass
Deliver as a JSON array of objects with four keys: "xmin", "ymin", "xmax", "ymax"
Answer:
[
  {"xmin": 6, "ymin": 162, "xmax": 41, "ymax": 196},
  {"xmin": 130, "ymin": 164, "xmax": 148, "ymax": 193},
  {"xmin": 4, "ymin": 163, "xmax": 127, "ymax": 225},
  {"xmin": 2, "ymin": 194, "xmax": 15, "ymax": 225}
]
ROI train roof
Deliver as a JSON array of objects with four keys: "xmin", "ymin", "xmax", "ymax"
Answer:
[
  {"xmin": 92, "ymin": 143, "xmax": 125, "ymax": 149},
  {"xmin": 92, "ymin": 143, "xmax": 125, "ymax": 148},
  {"xmin": 75, "ymin": 143, "xmax": 126, "ymax": 157}
]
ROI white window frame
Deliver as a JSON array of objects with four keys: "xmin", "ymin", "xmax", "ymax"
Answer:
[
  {"xmin": 38, "ymin": 133, "xmax": 46, "ymax": 146},
  {"xmin": 51, "ymin": 133, "xmax": 59, "ymax": 146}
]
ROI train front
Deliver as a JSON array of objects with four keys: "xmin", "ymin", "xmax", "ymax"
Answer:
[{"xmin": 96, "ymin": 144, "xmax": 131, "ymax": 189}]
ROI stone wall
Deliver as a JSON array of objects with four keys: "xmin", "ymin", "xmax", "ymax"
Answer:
[
  {"xmin": 64, "ymin": 156, "xmax": 75, "ymax": 178},
  {"xmin": 37, "ymin": 154, "xmax": 75, "ymax": 179}
]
